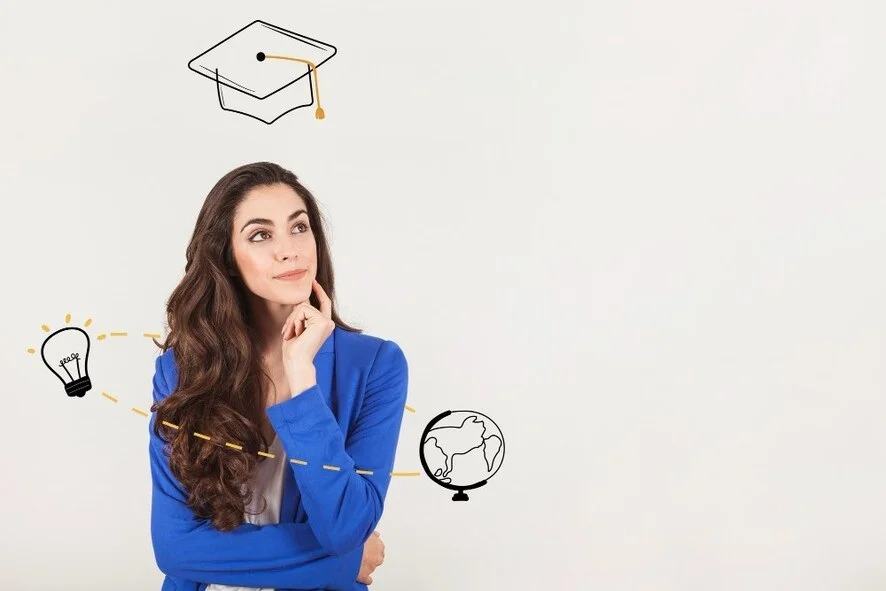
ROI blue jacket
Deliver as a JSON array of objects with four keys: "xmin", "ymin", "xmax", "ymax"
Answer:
[{"xmin": 148, "ymin": 326, "xmax": 409, "ymax": 591}]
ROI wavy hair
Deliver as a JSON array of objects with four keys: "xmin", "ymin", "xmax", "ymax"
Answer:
[{"xmin": 150, "ymin": 162, "xmax": 360, "ymax": 532}]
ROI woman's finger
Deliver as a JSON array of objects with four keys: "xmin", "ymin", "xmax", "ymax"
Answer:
[
  {"xmin": 282, "ymin": 301, "xmax": 323, "ymax": 340},
  {"xmin": 294, "ymin": 306, "xmax": 308, "ymax": 337},
  {"xmin": 281, "ymin": 316, "xmax": 294, "ymax": 339}
]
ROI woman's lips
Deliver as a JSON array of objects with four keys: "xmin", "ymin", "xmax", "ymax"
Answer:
[{"xmin": 274, "ymin": 269, "xmax": 307, "ymax": 281}]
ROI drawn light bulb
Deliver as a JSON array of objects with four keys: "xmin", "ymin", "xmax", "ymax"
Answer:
[{"xmin": 40, "ymin": 327, "xmax": 92, "ymax": 397}]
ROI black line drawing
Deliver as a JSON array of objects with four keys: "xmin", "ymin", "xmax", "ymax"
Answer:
[
  {"xmin": 419, "ymin": 410, "xmax": 505, "ymax": 501},
  {"xmin": 40, "ymin": 327, "xmax": 92, "ymax": 398},
  {"xmin": 188, "ymin": 20, "xmax": 337, "ymax": 124}
]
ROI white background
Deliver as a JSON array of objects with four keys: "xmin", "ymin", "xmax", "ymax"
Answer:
[{"xmin": 1, "ymin": 0, "xmax": 885, "ymax": 589}]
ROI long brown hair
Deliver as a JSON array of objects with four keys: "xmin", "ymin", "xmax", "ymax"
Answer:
[{"xmin": 151, "ymin": 162, "xmax": 360, "ymax": 532}]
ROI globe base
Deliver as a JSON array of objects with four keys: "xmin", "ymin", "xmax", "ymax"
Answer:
[{"xmin": 452, "ymin": 491, "xmax": 469, "ymax": 501}]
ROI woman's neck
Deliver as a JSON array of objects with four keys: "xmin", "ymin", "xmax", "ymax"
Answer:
[{"xmin": 245, "ymin": 294, "xmax": 305, "ymax": 358}]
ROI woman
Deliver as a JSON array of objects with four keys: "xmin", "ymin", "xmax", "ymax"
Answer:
[{"xmin": 148, "ymin": 162, "xmax": 408, "ymax": 591}]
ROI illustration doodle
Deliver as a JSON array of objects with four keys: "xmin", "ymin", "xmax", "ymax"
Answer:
[
  {"xmin": 188, "ymin": 20, "xmax": 336, "ymax": 124},
  {"xmin": 28, "ymin": 313, "xmax": 419, "ymax": 480},
  {"xmin": 419, "ymin": 409, "xmax": 505, "ymax": 501},
  {"xmin": 40, "ymin": 325, "xmax": 92, "ymax": 397}
]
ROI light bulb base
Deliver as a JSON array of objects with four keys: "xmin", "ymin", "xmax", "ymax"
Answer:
[{"xmin": 65, "ymin": 377, "xmax": 92, "ymax": 398}]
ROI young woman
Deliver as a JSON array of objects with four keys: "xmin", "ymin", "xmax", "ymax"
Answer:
[{"xmin": 148, "ymin": 162, "xmax": 408, "ymax": 591}]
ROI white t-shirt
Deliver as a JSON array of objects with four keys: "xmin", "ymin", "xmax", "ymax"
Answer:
[{"xmin": 207, "ymin": 435, "xmax": 286, "ymax": 591}]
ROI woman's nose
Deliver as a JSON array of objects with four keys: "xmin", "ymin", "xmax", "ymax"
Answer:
[{"xmin": 275, "ymin": 240, "xmax": 299, "ymax": 261}]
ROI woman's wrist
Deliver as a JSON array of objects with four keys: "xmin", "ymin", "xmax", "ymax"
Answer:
[{"xmin": 287, "ymin": 363, "xmax": 317, "ymax": 396}]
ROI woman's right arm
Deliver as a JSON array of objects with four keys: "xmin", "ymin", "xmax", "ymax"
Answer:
[{"xmin": 149, "ymin": 354, "xmax": 363, "ymax": 590}]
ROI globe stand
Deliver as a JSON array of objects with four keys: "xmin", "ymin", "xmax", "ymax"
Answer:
[{"xmin": 452, "ymin": 490, "xmax": 469, "ymax": 502}]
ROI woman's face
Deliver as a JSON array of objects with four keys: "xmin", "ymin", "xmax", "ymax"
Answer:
[{"xmin": 230, "ymin": 183, "xmax": 318, "ymax": 306}]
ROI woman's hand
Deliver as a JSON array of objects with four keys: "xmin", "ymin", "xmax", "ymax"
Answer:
[
  {"xmin": 281, "ymin": 279, "xmax": 335, "ymax": 396},
  {"xmin": 358, "ymin": 531, "xmax": 385, "ymax": 585}
]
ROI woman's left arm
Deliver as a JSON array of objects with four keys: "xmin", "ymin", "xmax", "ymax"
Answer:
[{"xmin": 266, "ymin": 339, "xmax": 408, "ymax": 557}]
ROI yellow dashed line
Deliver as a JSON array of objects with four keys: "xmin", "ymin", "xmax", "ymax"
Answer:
[
  {"xmin": 39, "ymin": 321, "xmax": 425, "ymax": 478},
  {"xmin": 95, "ymin": 387, "xmax": 418, "ymax": 478}
]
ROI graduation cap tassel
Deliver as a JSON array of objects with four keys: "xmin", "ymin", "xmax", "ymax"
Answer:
[{"xmin": 258, "ymin": 52, "xmax": 325, "ymax": 119}]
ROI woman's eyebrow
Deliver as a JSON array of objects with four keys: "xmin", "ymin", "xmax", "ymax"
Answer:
[{"xmin": 240, "ymin": 209, "xmax": 307, "ymax": 233}]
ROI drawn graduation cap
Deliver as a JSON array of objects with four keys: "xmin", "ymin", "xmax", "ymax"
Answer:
[{"xmin": 187, "ymin": 20, "xmax": 337, "ymax": 124}]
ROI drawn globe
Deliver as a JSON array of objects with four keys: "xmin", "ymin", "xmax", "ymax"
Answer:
[{"xmin": 418, "ymin": 409, "xmax": 505, "ymax": 501}]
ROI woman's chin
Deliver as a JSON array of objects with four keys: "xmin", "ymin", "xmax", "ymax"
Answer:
[{"xmin": 273, "ymin": 289, "xmax": 311, "ymax": 306}]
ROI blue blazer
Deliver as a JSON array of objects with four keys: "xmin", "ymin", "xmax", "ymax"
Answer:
[{"xmin": 148, "ymin": 326, "xmax": 409, "ymax": 591}]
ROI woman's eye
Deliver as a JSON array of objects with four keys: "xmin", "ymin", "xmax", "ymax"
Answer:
[
  {"xmin": 250, "ymin": 230, "xmax": 271, "ymax": 242},
  {"xmin": 293, "ymin": 222, "xmax": 309, "ymax": 233}
]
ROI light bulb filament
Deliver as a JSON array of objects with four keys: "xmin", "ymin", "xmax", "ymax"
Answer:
[{"xmin": 59, "ymin": 352, "xmax": 82, "ymax": 380}]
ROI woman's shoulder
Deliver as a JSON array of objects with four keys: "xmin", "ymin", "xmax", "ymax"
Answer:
[
  {"xmin": 153, "ymin": 347, "xmax": 179, "ymax": 393},
  {"xmin": 155, "ymin": 346, "xmax": 177, "ymax": 370},
  {"xmin": 153, "ymin": 327, "xmax": 406, "ymax": 381},
  {"xmin": 334, "ymin": 326, "xmax": 408, "ymax": 366}
]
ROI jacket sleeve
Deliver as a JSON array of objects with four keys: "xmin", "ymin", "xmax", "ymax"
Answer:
[
  {"xmin": 148, "ymin": 354, "xmax": 363, "ymax": 590},
  {"xmin": 265, "ymin": 340, "xmax": 409, "ymax": 557}
]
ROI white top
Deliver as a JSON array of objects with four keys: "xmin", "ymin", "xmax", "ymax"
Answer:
[{"xmin": 207, "ymin": 436, "xmax": 287, "ymax": 591}]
